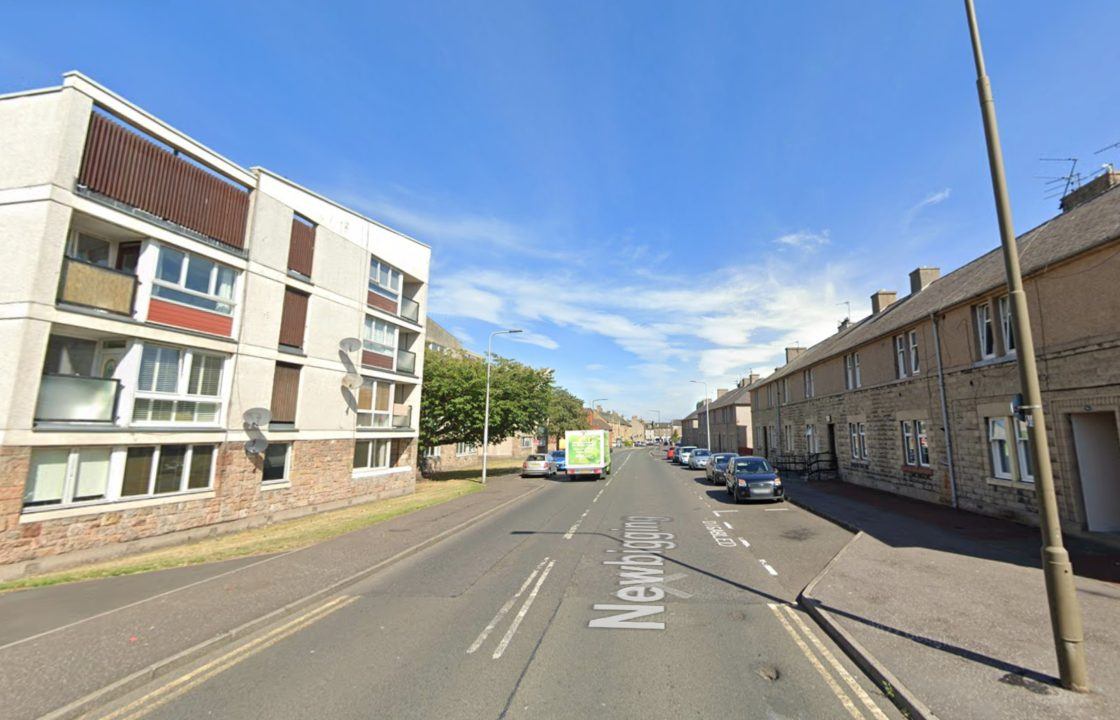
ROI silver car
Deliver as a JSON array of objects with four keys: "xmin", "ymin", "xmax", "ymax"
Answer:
[
  {"xmin": 521, "ymin": 454, "xmax": 551, "ymax": 478},
  {"xmin": 688, "ymin": 449, "xmax": 711, "ymax": 469},
  {"xmin": 677, "ymin": 446, "xmax": 697, "ymax": 465}
]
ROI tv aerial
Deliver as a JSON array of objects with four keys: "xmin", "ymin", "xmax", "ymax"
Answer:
[{"xmin": 1038, "ymin": 157, "xmax": 1080, "ymax": 199}]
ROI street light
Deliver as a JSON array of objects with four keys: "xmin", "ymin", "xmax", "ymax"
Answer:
[
  {"xmin": 648, "ymin": 409, "xmax": 661, "ymax": 441},
  {"xmin": 962, "ymin": 0, "xmax": 1086, "ymax": 690},
  {"xmin": 689, "ymin": 380, "xmax": 711, "ymax": 451},
  {"xmin": 481, "ymin": 328, "xmax": 522, "ymax": 485}
]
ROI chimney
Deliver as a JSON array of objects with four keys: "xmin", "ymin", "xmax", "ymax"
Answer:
[
  {"xmin": 739, "ymin": 372, "xmax": 761, "ymax": 388},
  {"xmin": 870, "ymin": 290, "xmax": 897, "ymax": 315},
  {"xmin": 1060, "ymin": 166, "xmax": 1120, "ymax": 213},
  {"xmin": 909, "ymin": 267, "xmax": 940, "ymax": 295},
  {"xmin": 838, "ymin": 318, "xmax": 851, "ymax": 332},
  {"xmin": 785, "ymin": 347, "xmax": 805, "ymax": 364},
  {"xmin": 716, "ymin": 388, "xmax": 729, "ymax": 398}
]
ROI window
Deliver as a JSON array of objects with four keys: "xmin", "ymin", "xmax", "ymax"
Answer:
[
  {"xmin": 845, "ymin": 353, "xmax": 861, "ymax": 389},
  {"xmin": 783, "ymin": 424, "xmax": 793, "ymax": 452},
  {"xmin": 363, "ymin": 316, "xmax": 397, "ymax": 356},
  {"xmin": 895, "ymin": 335, "xmax": 907, "ymax": 378},
  {"xmin": 356, "ymin": 378, "xmax": 392, "ymax": 428},
  {"xmin": 849, "ymin": 423, "xmax": 859, "ymax": 459},
  {"xmin": 456, "ymin": 442, "xmax": 477, "ymax": 456},
  {"xmin": 806, "ymin": 424, "xmax": 817, "ymax": 454},
  {"xmin": 782, "ymin": 379, "xmax": 790, "ymax": 403},
  {"xmin": 803, "ymin": 368, "xmax": 814, "ymax": 398},
  {"xmin": 901, "ymin": 421, "xmax": 916, "ymax": 465},
  {"xmin": 998, "ymin": 296, "xmax": 1016, "ymax": 354},
  {"xmin": 152, "ymin": 246, "xmax": 236, "ymax": 315},
  {"xmin": 908, "ymin": 330, "xmax": 920, "ymax": 374},
  {"xmin": 858, "ymin": 422, "xmax": 868, "ymax": 459},
  {"xmin": 976, "ymin": 302, "xmax": 995, "ymax": 359},
  {"xmin": 132, "ymin": 345, "xmax": 225, "ymax": 424},
  {"xmin": 521, "ymin": 436, "xmax": 534, "ymax": 449},
  {"xmin": 279, "ymin": 288, "xmax": 309, "ymax": 350},
  {"xmin": 72, "ymin": 233, "xmax": 112, "ymax": 266},
  {"xmin": 262, "ymin": 443, "xmax": 290, "ymax": 482},
  {"xmin": 270, "ymin": 363, "xmax": 301, "ymax": 427},
  {"xmin": 423, "ymin": 446, "xmax": 441, "ymax": 458},
  {"xmin": 987, "ymin": 417, "xmax": 1012, "ymax": 479},
  {"xmin": 1015, "ymin": 420, "xmax": 1033, "ymax": 481},
  {"xmin": 43, "ymin": 336, "xmax": 97, "ymax": 376},
  {"xmin": 915, "ymin": 420, "xmax": 930, "ymax": 467},
  {"xmin": 119, "ymin": 444, "xmax": 215, "ymax": 498},
  {"xmin": 853, "ymin": 353, "xmax": 861, "ymax": 388},
  {"xmin": 369, "ymin": 258, "xmax": 403, "ymax": 300},
  {"xmin": 353, "ymin": 439, "xmax": 391, "ymax": 470},
  {"xmin": 24, "ymin": 447, "xmax": 110, "ymax": 507},
  {"xmin": 766, "ymin": 384, "xmax": 774, "ymax": 407}
]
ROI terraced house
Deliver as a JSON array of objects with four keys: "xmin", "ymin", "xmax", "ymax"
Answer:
[
  {"xmin": 0, "ymin": 73, "xmax": 430, "ymax": 576},
  {"xmin": 750, "ymin": 171, "xmax": 1120, "ymax": 537}
]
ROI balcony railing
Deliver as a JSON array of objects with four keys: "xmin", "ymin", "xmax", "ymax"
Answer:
[
  {"xmin": 392, "ymin": 404, "xmax": 412, "ymax": 429},
  {"xmin": 57, "ymin": 257, "xmax": 137, "ymax": 316},
  {"xmin": 35, "ymin": 374, "xmax": 120, "ymax": 423},
  {"xmin": 396, "ymin": 348, "xmax": 416, "ymax": 374},
  {"xmin": 400, "ymin": 296, "xmax": 420, "ymax": 323}
]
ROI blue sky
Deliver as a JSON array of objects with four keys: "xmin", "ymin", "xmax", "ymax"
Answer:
[{"xmin": 4, "ymin": 1, "xmax": 1119, "ymax": 420}]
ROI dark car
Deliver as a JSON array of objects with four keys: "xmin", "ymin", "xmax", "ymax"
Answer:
[
  {"xmin": 706, "ymin": 453, "xmax": 737, "ymax": 483},
  {"xmin": 725, "ymin": 456, "xmax": 784, "ymax": 503}
]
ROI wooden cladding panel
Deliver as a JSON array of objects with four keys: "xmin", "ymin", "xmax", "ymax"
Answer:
[
  {"xmin": 147, "ymin": 298, "xmax": 233, "ymax": 336},
  {"xmin": 366, "ymin": 291, "xmax": 397, "ymax": 314},
  {"xmin": 287, "ymin": 218, "xmax": 316, "ymax": 277},
  {"xmin": 79, "ymin": 112, "xmax": 250, "ymax": 251},
  {"xmin": 279, "ymin": 288, "xmax": 309, "ymax": 349},
  {"xmin": 270, "ymin": 363, "xmax": 301, "ymax": 425},
  {"xmin": 361, "ymin": 350, "xmax": 393, "ymax": 370}
]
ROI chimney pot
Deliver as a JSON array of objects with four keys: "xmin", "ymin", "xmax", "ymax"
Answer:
[
  {"xmin": 909, "ymin": 267, "xmax": 940, "ymax": 294},
  {"xmin": 870, "ymin": 290, "xmax": 898, "ymax": 314}
]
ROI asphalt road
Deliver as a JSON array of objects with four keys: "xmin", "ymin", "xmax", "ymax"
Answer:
[{"xmin": 89, "ymin": 448, "xmax": 900, "ymax": 720}]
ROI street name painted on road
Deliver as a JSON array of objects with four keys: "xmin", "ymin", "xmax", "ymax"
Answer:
[{"xmin": 589, "ymin": 516, "xmax": 682, "ymax": 631}]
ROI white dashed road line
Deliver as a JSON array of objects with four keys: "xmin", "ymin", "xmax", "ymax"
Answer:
[
  {"xmin": 759, "ymin": 559, "xmax": 778, "ymax": 576},
  {"xmin": 592, "ymin": 488, "xmax": 605, "ymax": 503},
  {"xmin": 722, "ymin": 521, "xmax": 733, "ymax": 529},
  {"xmin": 738, "ymin": 537, "xmax": 751, "ymax": 549},
  {"xmin": 564, "ymin": 509, "xmax": 590, "ymax": 540}
]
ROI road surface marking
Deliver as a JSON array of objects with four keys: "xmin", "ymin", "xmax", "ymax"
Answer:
[
  {"xmin": 702, "ymin": 519, "xmax": 737, "ymax": 547},
  {"xmin": 467, "ymin": 558, "xmax": 549, "ymax": 654},
  {"xmin": 493, "ymin": 559, "xmax": 556, "ymax": 659},
  {"xmin": 712, "ymin": 510, "xmax": 738, "ymax": 517},
  {"xmin": 722, "ymin": 521, "xmax": 733, "ymax": 529},
  {"xmin": 759, "ymin": 559, "xmax": 778, "ymax": 576},
  {"xmin": 768, "ymin": 603, "xmax": 865, "ymax": 720},
  {"xmin": 764, "ymin": 507, "xmax": 790, "ymax": 512},
  {"xmin": 781, "ymin": 605, "xmax": 890, "ymax": 720},
  {"xmin": 564, "ymin": 509, "xmax": 591, "ymax": 540},
  {"xmin": 92, "ymin": 595, "xmax": 359, "ymax": 720},
  {"xmin": 738, "ymin": 537, "xmax": 751, "ymax": 548},
  {"xmin": 592, "ymin": 488, "xmax": 606, "ymax": 503}
]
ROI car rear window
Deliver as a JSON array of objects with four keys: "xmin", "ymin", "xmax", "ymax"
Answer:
[{"xmin": 529, "ymin": 454, "xmax": 547, "ymax": 461}]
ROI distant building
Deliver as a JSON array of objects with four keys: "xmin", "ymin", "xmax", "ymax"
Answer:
[{"xmin": 696, "ymin": 377, "xmax": 758, "ymax": 453}]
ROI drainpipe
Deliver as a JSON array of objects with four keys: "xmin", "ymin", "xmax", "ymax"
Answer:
[{"xmin": 931, "ymin": 312, "xmax": 958, "ymax": 508}]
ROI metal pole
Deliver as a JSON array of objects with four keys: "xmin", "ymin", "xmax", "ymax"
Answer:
[
  {"xmin": 689, "ymin": 380, "xmax": 712, "ymax": 450},
  {"xmin": 481, "ymin": 328, "xmax": 521, "ymax": 485},
  {"xmin": 962, "ymin": 0, "xmax": 1087, "ymax": 691}
]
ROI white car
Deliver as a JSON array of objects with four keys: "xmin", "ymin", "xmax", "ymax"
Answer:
[
  {"xmin": 521, "ymin": 454, "xmax": 552, "ymax": 478},
  {"xmin": 688, "ymin": 449, "xmax": 711, "ymax": 469}
]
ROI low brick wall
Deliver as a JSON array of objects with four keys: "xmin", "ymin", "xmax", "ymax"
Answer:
[{"xmin": 0, "ymin": 438, "xmax": 416, "ymax": 578}]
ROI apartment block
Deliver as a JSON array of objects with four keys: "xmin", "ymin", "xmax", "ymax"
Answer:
[
  {"xmin": 0, "ymin": 73, "xmax": 430, "ymax": 576},
  {"xmin": 749, "ymin": 172, "xmax": 1120, "ymax": 536},
  {"xmin": 695, "ymin": 377, "xmax": 757, "ymax": 454}
]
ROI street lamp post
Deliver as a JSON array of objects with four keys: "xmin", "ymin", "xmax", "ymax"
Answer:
[
  {"xmin": 481, "ymin": 328, "xmax": 522, "ymax": 485},
  {"xmin": 962, "ymin": 0, "xmax": 1087, "ymax": 691},
  {"xmin": 648, "ymin": 409, "xmax": 661, "ymax": 442},
  {"xmin": 689, "ymin": 380, "xmax": 711, "ymax": 451}
]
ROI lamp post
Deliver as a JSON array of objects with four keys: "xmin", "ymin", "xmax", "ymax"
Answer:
[
  {"xmin": 689, "ymin": 380, "xmax": 711, "ymax": 451},
  {"xmin": 648, "ymin": 409, "xmax": 661, "ymax": 442},
  {"xmin": 962, "ymin": 0, "xmax": 1087, "ymax": 691},
  {"xmin": 481, "ymin": 328, "xmax": 522, "ymax": 485}
]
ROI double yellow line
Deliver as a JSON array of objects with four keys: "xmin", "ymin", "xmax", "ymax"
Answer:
[{"xmin": 85, "ymin": 595, "xmax": 360, "ymax": 720}]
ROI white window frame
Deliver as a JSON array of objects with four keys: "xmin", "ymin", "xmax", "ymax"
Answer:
[
  {"xmin": 456, "ymin": 442, "xmax": 478, "ymax": 456},
  {"xmin": 805, "ymin": 424, "xmax": 817, "ymax": 454},
  {"xmin": 908, "ymin": 330, "xmax": 920, "ymax": 374},
  {"xmin": 1014, "ymin": 419, "xmax": 1034, "ymax": 482},
  {"xmin": 151, "ymin": 244, "xmax": 237, "ymax": 316},
  {"xmin": 853, "ymin": 353, "xmax": 862, "ymax": 388},
  {"xmin": 369, "ymin": 257, "xmax": 403, "ymax": 300},
  {"xmin": 782, "ymin": 379, "xmax": 790, "ymax": 403},
  {"xmin": 23, "ymin": 446, "xmax": 112, "ymax": 507},
  {"xmin": 261, "ymin": 442, "xmax": 291, "ymax": 483},
  {"xmin": 121, "ymin": 444, "xmax": 217, "ymax": 497},
  {"xmin": 363, "ymin": 316, "xmax": 398, "ymax": 357},
  {"xmin": 915, "ymin": 420, "xmax": 930, "ymax": 467},
  {"xmin": 987, "ymin": 417, "xmax": 1013, "ymax": 479},
  {"xmin": 976, "ymin": 302, "xmax": 996, "ymax": 359},
  {"xmin": 766, "ymin": 383, "xmax": 774, "ymax": 407},
  {"xmin": 804, "ymin": 368, "xmax": 814, "ymax": 398},
  {"xmin": 356, "ymin": 377, "xmax": 394, "ymax": 428},
  {"xmin": 998, "ymin": 295, "xmax": 1016, "ymax": 355},
  {"xmin": 132, "ymin": 345, "xmax": 226, "ymax": 426},
  {"xmin": 353, "ymin": 438, "xmax": 391, "ymax": 471},
  {"xmin": 895, "ymin": 335, "xmax": 907, "ymax": 378},
  {"xmin": 901, "ymin": 421, "xmax": 917, "ymax": 466},
  {"xmin": 849, "ymin": 422, "xmax": 859, "ymax": 459}
]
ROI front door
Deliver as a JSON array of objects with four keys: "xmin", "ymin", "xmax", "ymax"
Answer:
[
  {"xmin": 1071, "ymin": 412, "xmax": 1120, "ymax": 532},
  {"xmin": 827, "ymin": 423, "xmax": 838, "ymax": 470}
]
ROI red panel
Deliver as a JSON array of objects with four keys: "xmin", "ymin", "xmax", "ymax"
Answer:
[
  {"xmin": 361, "ymin": 350, "xmax": 393, "ymax": 369},
  {"xmin": 366, "ymin": 291, "xmax": 397, "ymax": 313},
  {"xmin": 148, "ymin": 298, "xmax": 233, "ymax": 337}
]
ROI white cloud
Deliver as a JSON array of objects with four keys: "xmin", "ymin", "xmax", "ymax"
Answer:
[
  {"xmin": 915, "ymin": 188, "xmax": 951, "ymax": 210},
  {"xmin": 585, "ymin": 363, "xmax": 606, "ymax": 371},
  {"xmin": 775, "ymin": 229, "xmax": 830, "ymax": 249},
  {"xmin": 510, "ymin": 330, "xmax": 559, "ymax": 350}
]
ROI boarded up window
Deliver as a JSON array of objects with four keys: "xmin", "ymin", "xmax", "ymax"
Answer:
[
  {"xmin": 287, "ymin": 216, "xmax": 315, "ymax": 277},
  {"xmin": 270, "ymin": 363, "xmax": 301, "ymax": 425},
  {"xmin": 279, "ymin": 288, "xmax": 309, "ymax": 349}
]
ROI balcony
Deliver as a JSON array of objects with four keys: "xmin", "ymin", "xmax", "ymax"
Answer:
[
  {"xmin": 57, "ymin": 257, "xmax": 137, "ymax": 316},
  {"xmin": 392, "ymin": 403, "xmax": 413, "ymax": 429},
  {"xmin": 400, "ymin": 296, "xmax": 420, "ymax": 324},
  {"xmin": 35, "ymin": 374, "xmax": 120, "ymax": 424},
  {"xmin": 396, "ymin": 348, "xmax": 416, "ymax": 375}
]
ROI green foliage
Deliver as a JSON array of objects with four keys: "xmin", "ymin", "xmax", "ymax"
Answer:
[
  {"xmin": 419, "ymin": 351, "xmax": 551, "ymax": 449},
  {"xmin": 545, "ymin": 386, "xmax": 589, "ymax": 443}
]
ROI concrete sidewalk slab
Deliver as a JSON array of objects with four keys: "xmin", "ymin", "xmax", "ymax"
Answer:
[
  {"xmin": 0, "ymin": 476, "xmax": 542, "ymax": 720},
  {"xmin": 788, "ymin": 478, "xmax": 1120, "ymax": 720}
]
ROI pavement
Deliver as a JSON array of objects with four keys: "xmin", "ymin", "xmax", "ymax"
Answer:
[
  {"xmin": 785, "ymin": 475, "xmax": 1120, "ymax": 720},
  {"xmin": 1, "ymin": 447, "xmax": 905, "ymax": 720}
]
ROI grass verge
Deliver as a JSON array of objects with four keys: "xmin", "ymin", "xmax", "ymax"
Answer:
[
  {"xmin": 0, "ymin": 479, "xmax": 482, "ymax": 594},
  {"xmin": 424, "ymin": 456, "xmax": 527, "ymax": 482}
]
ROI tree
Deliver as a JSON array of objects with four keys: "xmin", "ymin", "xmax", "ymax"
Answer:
[
  {"xmin": 419, "ymin": 350, "xmax": 551, "ymax": 450},
  {"xmin": 545, "ymin": 386, "xmax": 589, "ymax": 448}
]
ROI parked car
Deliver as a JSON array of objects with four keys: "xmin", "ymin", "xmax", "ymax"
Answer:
[
  {"xmin": 522, "ymin": 454, "xmax": 552, "ymax": 478},
  {"xmin": 688, "ymin": 449, "xmax": 711, "ymax": 469},
  {"xmin": 677, "ymin": 446, "xmax": 697, "ymax": 465},
  {"xmin": 725, "ymin": 456, "xmax": 784, "ymax": 503},
  {"xmin": 706, "ymin": 453, "xmax": 737, "ymax": 483},
  {"xmin": 548, "ymin": 449, "xmax": 566, "ymax": 475},
  {"xmin": 666, "ymin": 445, "xmax": 677, "ymax": 462}
]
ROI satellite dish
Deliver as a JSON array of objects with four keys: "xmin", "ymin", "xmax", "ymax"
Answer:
[
  {"xmin": 342, "ymin": 373, "xmax": 362, "ymax": 390},
  {"xmin": 243, "ymin": 407, "xmax": 272, "ymax": 428},
  {"xmin": 339, "ymin": 337, "xmax": 362, "ymax": 353},
  {"xmin": 245, "ymin": 437, "xmax": 268, "ymax": 454}
]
